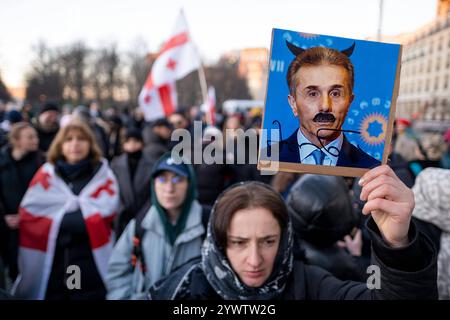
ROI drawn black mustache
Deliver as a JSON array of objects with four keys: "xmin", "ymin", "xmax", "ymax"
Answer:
[{"xmin": 313, "ymin": 113, "xmax": 336, "ymax": 123}]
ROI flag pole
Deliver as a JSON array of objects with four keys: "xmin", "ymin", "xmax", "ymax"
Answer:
[
  {"xmin": 181, "ymin": 8, "xmax": 211, "ymax": 125},
  {"xmin": 197, "ymin": 64, "xmax": 211, "ymax": 125}
]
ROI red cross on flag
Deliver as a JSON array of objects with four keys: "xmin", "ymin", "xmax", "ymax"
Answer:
[{"xmin": 139, "ymin": 9, "xmax": 201, "ymax": 121}]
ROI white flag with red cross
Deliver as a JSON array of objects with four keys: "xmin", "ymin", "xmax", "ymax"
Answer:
[
  {"xmin": 12, "ymin": 159, "xmax": 119, "ymax": 299},
  {"xmin": 139, "ymin": 10, "xmax": 201, "ymax": 121}
]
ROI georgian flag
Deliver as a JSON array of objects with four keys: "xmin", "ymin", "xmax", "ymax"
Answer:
[
  {"xmin": 139, "ymin": 80, "xmax": 177, "ymax": 121},
  {"xmin": 11, "ymin": 159, "xmax": 119, "ymax": 299},
  {"xmin": 139, "ymin": 9, "xmax": 201, "ymax": 121}
]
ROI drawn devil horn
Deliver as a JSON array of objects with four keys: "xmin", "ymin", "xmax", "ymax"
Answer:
[
  {"xmin": 341, "ymin": 42, "xmax": 355, "ymax": 57},
  {"xmin": 285, "ymin": 40, "xmax": 356, "ymax": 57},
  {"xmin": 286, "ymin": 41, "xmax": 304, "ymax": 56}
]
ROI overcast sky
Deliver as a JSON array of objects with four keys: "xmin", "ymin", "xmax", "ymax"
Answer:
[{"xmin": 0, "ymin": 0, "xmax": 437, "ymax": 87}]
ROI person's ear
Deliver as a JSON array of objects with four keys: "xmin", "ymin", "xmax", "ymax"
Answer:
[{"xmin": 288, "ymin": 95, "xmax": 298, "ymax": 117}]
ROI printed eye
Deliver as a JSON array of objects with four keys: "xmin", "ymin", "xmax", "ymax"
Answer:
[
  {"xmin": 307, "ymin": 90, "xmax": 320, "ymax": 98},
  {"xmin": 330, "ymin": 89, "xmax": 342, "ymax": 98}
]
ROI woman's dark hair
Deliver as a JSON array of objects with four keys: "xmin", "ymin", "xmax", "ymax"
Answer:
[{"xmin": 213, "ymin": 182, "xmax": 288, "ymax": 249}]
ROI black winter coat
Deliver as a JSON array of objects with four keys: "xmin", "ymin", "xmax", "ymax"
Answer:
[
  {"xmin": 194, "ymin": 162, "xmax": 234, "ymax": 207},
  {"xmin": 294, "ymin": 239, "xmax": 367, "ymax": 282},
  {"xmin": 149, "ymin": 219, "xmax": 438, "ymax": 300},
  {"xmin": 34, "ymin": 125, "xmax": 58, "ymax": 153},
  {"xmin": 0, "ymin": 148, "xmax": 46, "ymax": 215},
  {"xmin": 89, "ymin": 123, "xmax": 110, "ymax": 160},
  {"xmin": 0, "ymin": 148, "xmax": 45, "ymax": 279},
  {"xmin": 228, "ymin": 135, "xmax": 272, "ymax": 185},
  {"xmin": 0, "ymin": 128, "xmax": 7, "ymax": 149}
]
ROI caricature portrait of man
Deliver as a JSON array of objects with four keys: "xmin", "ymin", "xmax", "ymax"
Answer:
[{"xmin": 265, "ymin": 41, "xmax": 381, "ymax": 169}]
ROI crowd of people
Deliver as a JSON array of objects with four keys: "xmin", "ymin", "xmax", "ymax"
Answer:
[{"xmin": 0, "ymin": 99, "xmax": 449, "ymax": 300}]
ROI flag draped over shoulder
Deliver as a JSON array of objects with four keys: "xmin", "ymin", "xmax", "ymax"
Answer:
[
  {"xmin": 139, "ymin": 10, "xmax": 201, "ymax": 121},
  {"xmin": 12, "ymin": 159, "xmax": 119, "ymax": 299}
]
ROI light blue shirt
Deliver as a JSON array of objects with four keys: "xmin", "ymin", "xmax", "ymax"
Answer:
[{"xmin": 297, "ymin": 130, "xmax": 344, "ymax": 166}]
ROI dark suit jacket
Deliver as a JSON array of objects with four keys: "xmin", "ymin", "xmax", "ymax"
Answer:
[{"xmin": 261, "ymin": 129, "xmax": 381, "ymax": 169}]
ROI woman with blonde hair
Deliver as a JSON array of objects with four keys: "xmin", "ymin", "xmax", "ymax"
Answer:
[{"xmin": 12, "ymin": 121, "xmax": 119, "ymax": 300}]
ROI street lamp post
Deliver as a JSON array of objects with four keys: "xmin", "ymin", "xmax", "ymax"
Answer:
[{"xmin": 377, "ymin": 0, "xmax": 384, "ymax": 41}]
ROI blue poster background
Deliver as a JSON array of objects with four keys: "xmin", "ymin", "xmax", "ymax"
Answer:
[{"xmin": 262, "ymin": 28, "xmax": 401, "ymax": 162}]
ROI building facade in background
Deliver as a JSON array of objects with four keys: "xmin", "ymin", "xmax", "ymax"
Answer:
[
  {"xmin": 237, "ymin": 48, "xmax": 268, "ymax": 101},
  {"xmin": 390, "ymin": 0, "xmax": 450, "ymax": 124}
]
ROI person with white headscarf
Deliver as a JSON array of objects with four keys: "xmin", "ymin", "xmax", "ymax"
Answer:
[{"xmin": 412, "ymin": 167, "xmax": 450, "ymax": 299}]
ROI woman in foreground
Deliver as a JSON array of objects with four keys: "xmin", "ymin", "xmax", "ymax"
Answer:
[{"xmin": 149, "ymin": 165, "xmax": 437, "ymax": 300}]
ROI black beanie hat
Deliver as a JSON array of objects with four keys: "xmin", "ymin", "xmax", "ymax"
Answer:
[
  {"xmin": 40, "ymin": 102, "xmax": 60, "ymax": 114},
  {"xmin": 125, "ymin": 127, "xmax": 143, "ymax": 142}
]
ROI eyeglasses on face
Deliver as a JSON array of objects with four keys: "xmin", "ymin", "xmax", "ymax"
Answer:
[{"xmin": 155, "ymin": 175, "xmax": 185, "ymax": 185}]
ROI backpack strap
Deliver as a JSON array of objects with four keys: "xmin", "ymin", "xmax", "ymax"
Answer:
[{"xmin": 131, "ymin": 200, "xmax": 151, "ymax": 275}]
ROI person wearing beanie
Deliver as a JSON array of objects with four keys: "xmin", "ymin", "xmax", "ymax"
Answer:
[
  {"xmin": 286, "ymin": 174, "xmax": 367, "ymax": 281},
  {"xmin": 110, "ymin": 127, "xmax": 155, "ymax": 238},
  {"xmin": 40, "ymin": 101, "xmax": 59, "ymax": 114},
  {"xmin": 106, "ymin": 152, "xmax": 207, "ymax": 300},
  {"xmin": 6, "ymin": 110, "xmax": 23, "ymax": 124},
  {"xmin": 393, "ymin": 117, "xmax": 426, "ymax": 162},
  {"xmin": 0, "ymin": 110, "xmax": 23, "ymax": 141},
  {"xmin": 124, "ymin": 126, "xmax": 143, "ymax": 142},
  {"xmin": 142, "ymin": 117, "xmax": 173, "ymax": 159},
  {"xmin": 32, "ymin": 101, "xmax": 60, "ymax": 152}
]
